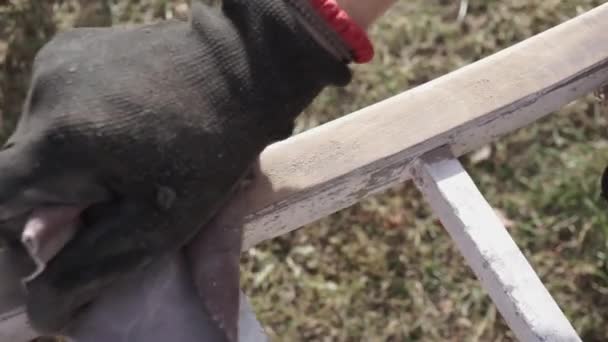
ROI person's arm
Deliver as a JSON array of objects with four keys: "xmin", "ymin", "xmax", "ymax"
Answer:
[
  {"xmin": 295, "ymin": 0, "xmax": 397, "ymax": 63},
  {"xmin": 337, "ymin": 0, "xmax": 397, "ymax": 30}
]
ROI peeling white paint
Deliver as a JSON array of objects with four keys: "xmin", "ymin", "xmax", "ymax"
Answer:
[{"xmin": 412, "ymin": 147, "xmax": 581, "ymax": 342}]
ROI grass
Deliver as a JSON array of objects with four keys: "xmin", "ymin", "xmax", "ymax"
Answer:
[{"xmin": 1, "ymin": 0, "xmax": 608, "ymax": 341}]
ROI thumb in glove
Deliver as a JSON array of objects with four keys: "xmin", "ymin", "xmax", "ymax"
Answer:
[{"xmin": 0, "ymin": 0, "xmax": 352, "ymax": 337}]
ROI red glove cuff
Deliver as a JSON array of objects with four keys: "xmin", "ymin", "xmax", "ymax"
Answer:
[{"xmin": 309, "ymin": 0, "xmax": 374, "ymax": 63}]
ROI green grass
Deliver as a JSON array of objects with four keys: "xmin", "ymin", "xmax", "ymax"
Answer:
[{"xmin": 2, "ymin": 1, "xmax": 608, "ymax": 341}]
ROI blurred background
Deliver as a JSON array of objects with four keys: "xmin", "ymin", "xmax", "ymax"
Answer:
[{"xmin": 1, "ymin": 0, "xmax": 608, "ymax": 341}]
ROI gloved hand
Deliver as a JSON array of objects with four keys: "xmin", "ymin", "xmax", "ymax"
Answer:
[{"xmin": 0, "ymin": 0, "xmax": 352, "ymax": 336}]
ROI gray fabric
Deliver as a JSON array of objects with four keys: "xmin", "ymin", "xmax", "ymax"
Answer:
[
  {"xmin": 65, "ymin": 254, "xmax": 267, "ymax": 342},
  {"xmin": 0, "ymin": 249, "xmax": 268, "ymax": 342},
  {"xmin": 0, "ymin": 249, "xmax": 27, "ymax": 314}
]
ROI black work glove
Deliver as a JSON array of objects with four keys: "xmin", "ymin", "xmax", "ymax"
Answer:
[{"xmin": 0, "ymin": 0, "xmax": 351, "ymax": 335}]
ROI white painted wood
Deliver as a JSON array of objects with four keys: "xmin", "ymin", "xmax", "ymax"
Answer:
[
  {"xmin": 240, "ymin": 2, "xmax": 608, "ymax": 249},
  {"xmin": 411, "ymin": 147, "xmax": 581, "ymax": 342},
  {"xmin": 0, "ymin": 298, "xmax": 268, "ymax": 342},
  {"xmin": 0, "ymin": 250, "xmax": 268, "ymax": 342}
]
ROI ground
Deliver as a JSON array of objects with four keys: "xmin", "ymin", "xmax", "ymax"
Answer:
[{"xmin": 1, "ymin": 1, "xmax": 607, "ymax": 341}]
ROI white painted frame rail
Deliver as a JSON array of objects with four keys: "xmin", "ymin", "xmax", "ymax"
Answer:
[
  {"xmin": 1, "ymin": 2, "xmax": 608, "ymax": 341},
  {"xmin": 412, "ymin": 147, "xmax": 581, "ymax": 341}
]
